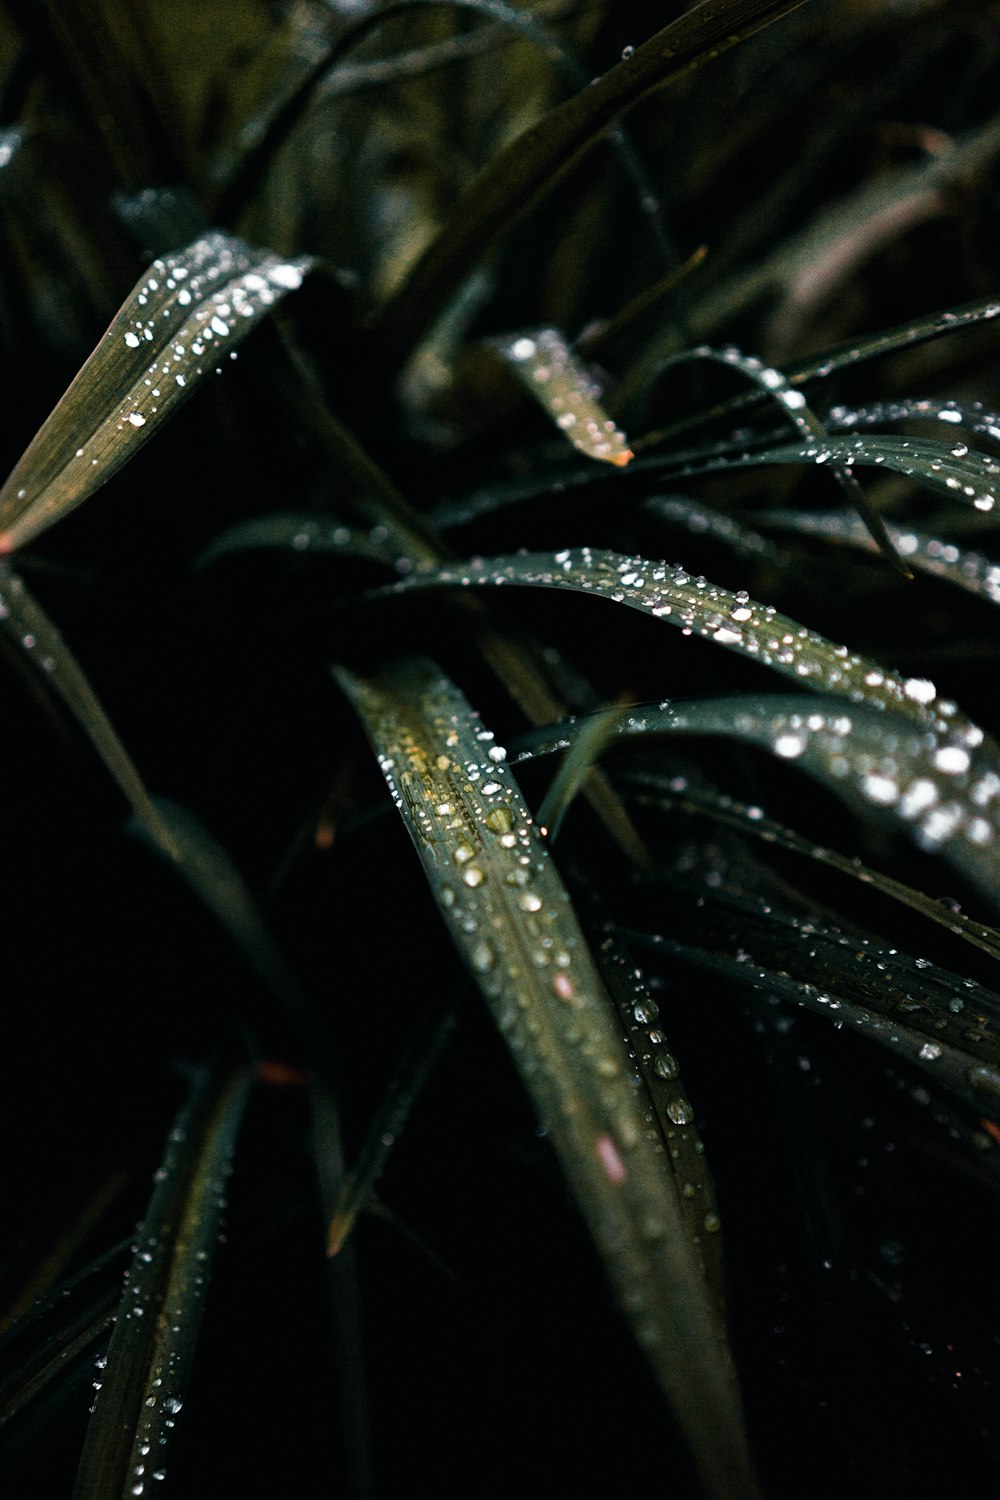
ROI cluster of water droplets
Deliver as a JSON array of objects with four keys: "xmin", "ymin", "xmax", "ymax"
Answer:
[
  {"xmin": 400, "ymin": 546, "xmax": 977, "ymax": 738},
  {"xmin": 493, "ymin": 328, "xmax": 633, "ymax": 466},
  {"xmin": 111, "ymin": 233, "xmax": 310, "ymax": 437}
]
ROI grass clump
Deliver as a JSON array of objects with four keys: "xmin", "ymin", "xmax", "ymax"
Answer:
[{"xmin": 2, "ymin": 2, "xmax": 1000, "ymax": 1496}]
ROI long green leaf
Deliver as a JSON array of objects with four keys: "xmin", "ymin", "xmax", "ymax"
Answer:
[
  {"xmin": 382, "ymin": 546, "xmax": 987, "ymax": 741},
  {"xmin": 657, "ymin": 431, "xmax": 1000, "ymax": 517},
  {"xmin": 490, "ymin": 328, "xmax": 633, "ymax": 465},
  {"xmin": 614, "ymin": 767, "xmax": 1000, "ymax": 963},
  {"xmin": 752, "ymin": 507, "xmax": 1000, "ymax": 606},
  {"xmin": 334, "ymin": 656, "xmax": 760, "ymax": 1499},
  {"xmin": 512, "ymin": 692, "xmax": 1000, "ymax": 901},
  {"xmin": 0, "ymin": 232, "xmax": 313, "ymax": 551},
  {"xmin": 0, "ymin": 564, "xmax": 179, "ymax": 860},
  {"xmin": 73, "ymin": 1056, "xmax": 252, "ymax": 1500}
]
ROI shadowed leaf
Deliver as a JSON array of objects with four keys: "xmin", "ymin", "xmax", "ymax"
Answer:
[
  {"xmin": 515, "ymin": 692, "xmax": 1000, "ymax": 902},
  {"xmin": 72, "ymin": 1056, "xmax": 252, "ymax": 1500},
  {"xmin": 0, "ymin": 564, "xmax": 178, "ymax": 859}
]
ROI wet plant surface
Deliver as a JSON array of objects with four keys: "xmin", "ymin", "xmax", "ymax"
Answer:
[{"xmin": 2, "ymin": 2, "xmax": 1000, "ymax": 1496}]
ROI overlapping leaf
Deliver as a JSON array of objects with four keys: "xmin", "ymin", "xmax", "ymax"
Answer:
[
  {"xmin": 512, "ymin": 691, "xmax": 1000, "ymax": 901},
  {"xmin": 72, "ymin": 1057, "xmax": 251, "ymax": 1500},
  {"xmin": 381, "ymin": 545, "xmax": 988, "ymax": 742},
  {"xmin": 334, "ymin": 655, "xmax": 759, "ymax": 1499}
]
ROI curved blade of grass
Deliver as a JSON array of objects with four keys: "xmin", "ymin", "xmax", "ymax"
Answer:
[
  {"xmin": 0, "ymin": 232, "xmax": 313, "ymax": 552},
  {"xmin": 535, "ymin": 695, "xmax": 625, "ymax": 844},
  {"xmin": 327, "ymin": 1010, "xmax": 457, "ymax": 1256},
  {"xmin": 614, "ymin": 767, "xmax": 1000, "ymax": 964},
  {"xmin": 624, "ymin": 920, "xmax": 1000, "ymax": 1118},
  {"xmin": 644, "ymin": 495, "xmax": 783, "ymax": 562},
  {"xmin": 822, "ymin": 396, "xmax": 1000, "ymax": 447},
  {"xmin": 370, "ymin": 0, "xmax": 810, "ymax": 379},
  {"xmin": 657, "ymin": 431, "xmax": 1000, "ymax": 517},
  {"xmin": 333, "ymin": 656, "xmax": 760, "ymax": 1499},
  {"xmin": 752, "ymin": 507, "xmax": 1000, "ymax": 606},
  {"xmin": 196, "ymin": 512, "xmax": 401, "ymax": 572},
  {"xmin": 645, "ymin": 343, "xmax": 909, "ymax": 573},
  {"xmin": 639, "ymin": 295, "xmax": 1000, "ymax": 451},
  {"xmin": 0, "ymin": 564, "xmax": 179, "ymax": 860},
  {"xmin": 72, "ymin": 1055, "xmax": 252, "ymax": 1500},
  {"xmin": 567, "ymin": 888, "xmax": 726, "ymax": 1309},
  {"xmin": 382, "ymin": 546, "xmax": 986, "ymax": 742},
  {"xmin": 0, "ymin": 1239, "xmax": 128, "ymax": 1432},
  {"xmin": 514, "ymin": 692, "xmax": 1000, "ymax": 902},
  {"xmin": 490, "ymin": 329, "xmax": 633, "ymax": 465}
]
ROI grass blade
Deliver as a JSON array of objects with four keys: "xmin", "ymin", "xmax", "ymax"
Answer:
[
  {"xmin": 72, "ymin": 1056, "xmax": 252, "ymax": 1500},
  {"xmin": 615, "ymin": 767, "xmax": 1000, "ymax": 963},
  {"xmin": 513, "ymin": 692, "xmax": 1000, "ymax": 902},
  {"xmin": 383, "ymin": 546, "xmax": 986, "ymax": 740},
  {"xmin": 642, "ymin": 342, "xmax": 909, "ymax": 572},
  {"xmin": 0, "ymin": 564, "xmax": 179, "ymax": 860},
  {"xmin": 0, "ymin": 232, "xmax": 313, "ymax": 552},
  {"xmin": 490, "ymin": 329, "xmax": 633, "ymax": 466},
  {"xmin": 752, "ymin": 507, "xmax": 1000, "ymax": 606},
  {"xmin": 657, "ymin": 431, "xmax": 1000, "ymax": 517},
  {"xmin": 370, "ymin": 0, "xmax": 810, "ymax": 378},
  {"xmin": 334, "ymin": 656, "xmax": 760, "ymax": 1499}
]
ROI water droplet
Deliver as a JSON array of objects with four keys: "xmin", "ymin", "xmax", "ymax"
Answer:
[{"xmin": 485, "ymin": 805, "xmax": 514, "ymax": 835}]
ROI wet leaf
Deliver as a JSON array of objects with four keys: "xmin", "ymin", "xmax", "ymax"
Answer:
[
  {"xmin": 490, "ymin": 329, "xmax": 633, "ymax": 465},
  {"xmin": 640, "ymin": 295, "xmax": 1000, "ymax": 451},
  {"xmin": 0, "ymin": 564, "xmax": 179, "ymax": 860},
  {"xmin": 752, "ymin": 508, "xmax": 1000, "ymax": 606},
  {"xmin": 644, "ymin": 495, "xmax": 783, "ymax": 563},
  {"xmin": 382, "ymin": 546, "xmax": 987, "ymax": 741},
  {"xmin": 72, "ymin": 1056, "xmax": 252, "ymax": 1500},
  {"xmin": 334, "ymin": 655, "xmax": 759, "ymax": 1499},
  {"xmin": 642, "ymin": 342, "xmax": 908, "ymax": 572},
  {"xmin": 513, "ymin": 692, "xmax": 1000, "ymax": 903},
  {"xmin": 0, "ymin": 232, "xmax": 313, "ymax": 552},
  {"xmin": 615, "ymin": 767, "xmax": 1000, "ymax": 964},
  {"xmin": 657, "ymin": 431, "xmax": 1000, "ymax": 518},
  {"xmin": 623, "ymin": 912, "xmax": 1000, "ymax": 1118}
]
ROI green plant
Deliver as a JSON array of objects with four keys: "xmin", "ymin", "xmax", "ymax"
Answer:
[{"xmin": 3, "ymin": 1, "xmax": 1000, "ymax": 1495}]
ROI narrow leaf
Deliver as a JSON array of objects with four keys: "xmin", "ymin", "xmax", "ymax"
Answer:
[
  {"xmin": 753, "ymin": 508, "xmax": 1000, "ymax": 606},
  {"xmin": 0, "ymin": 564, "xmax": 179, "ymax": 860},
  {"xmin": 73, "ymin": 1056, "xmax": 252, "ymax": 1500},
  {"xmin": 0, "ymin": 232, "xmax": 313, "ymax": 552},
  {"xmin": 658, "ymin": 432, "xmax": 1000, "ymax": 518},
  {"xmin": 514, "ymin": 693, "xmax": 1000, "ymax": 902},
  {"xmin": 615, "ymin": 767, "xmax": 1000, "ymax": 964},
  {"xmin": 644, "ymin": 342, "xmax": 908, "ymax": 573},
  {"xmin": 371, "ymin": 0, "xmax": 810, "ymax": 378},
  {"xmin": 334, "ymin": 657, "xmax": 760, "ymax": 1499},
  {"xmin": 382, "ymin": 546, "xmax": 987, "ymax": 741},
  {"xmin": 491, "ymin": 329, "xmax": 633, "ymax": 466}
]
